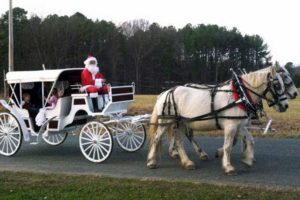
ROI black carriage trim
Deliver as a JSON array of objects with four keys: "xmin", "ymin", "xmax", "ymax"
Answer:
[{"xmin": 156, "ymin": 70, "xmax": 286, "ymax": 129}]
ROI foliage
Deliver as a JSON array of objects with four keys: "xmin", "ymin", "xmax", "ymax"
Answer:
[{"xmin": 0, "ymin": 7, "xmax": 272, "ymax": 93}]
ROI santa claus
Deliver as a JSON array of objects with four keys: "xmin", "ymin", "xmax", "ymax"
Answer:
[{"xmin": 81, "ymin": 55, "xmax": 109, "ymax": 112}]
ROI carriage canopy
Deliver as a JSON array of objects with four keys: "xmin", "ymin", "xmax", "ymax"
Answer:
[{"xmin": 6, "ymin": 68, "xmax": 83, "ymax": 84}]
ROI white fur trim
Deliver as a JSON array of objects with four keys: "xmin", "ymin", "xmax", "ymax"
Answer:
[
  {"xmin": 84, "ymin": 56, "xmax": 98, "ymax": 66},
  {"xmin": 79, "ymin": 85, "xmax": 91, "ymax": 92},
  {"xmin": 89, "ymin": 93, "xmax": 98, "ymax": 98}
]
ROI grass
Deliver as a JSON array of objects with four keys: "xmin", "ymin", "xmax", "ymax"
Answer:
[
  {"xmin": 128, "ymin": 94, "xmax": 300, "ymax": 138},
  {"xmin": 0, "ymin": 171, "xmax": 299, "ymax": 200}
]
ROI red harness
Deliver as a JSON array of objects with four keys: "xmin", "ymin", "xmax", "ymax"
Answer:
[{"xmin": 231, "ymin": 79, "xmax": 255, "ymax": 112}]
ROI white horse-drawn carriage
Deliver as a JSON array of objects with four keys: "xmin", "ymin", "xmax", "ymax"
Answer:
[{"xmin": 0, "ymin": 68, "xmax": 148, "ymax": 163}]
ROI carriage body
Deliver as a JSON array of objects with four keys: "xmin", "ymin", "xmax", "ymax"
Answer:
[{"xmin": 0, "ymin": 68, "xmax": 147, "ymax": 162}]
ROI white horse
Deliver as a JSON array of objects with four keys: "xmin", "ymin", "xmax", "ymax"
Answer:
[
  {"xmin": 168, "ymin": 65, "xmax": 298, "ymax": 161},
  {"xmin": 147, "ymin": 66, "xmax": 288, "ymax": 175},
  {"xmin": 213, "ymin": 65, "xmax": 298, "ymax": 158}
]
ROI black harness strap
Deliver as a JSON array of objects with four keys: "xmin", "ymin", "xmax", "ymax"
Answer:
[
  {"xmin": 161, "ymin": 87, "xmax": 180, "ymax": 126},
  {"xmin": 210, "ymin": 85, "xmax": 221, "ymax": 129},
  {"xmin": 180, "ymin": 100, "xmax": 248, "ymax": 123}
]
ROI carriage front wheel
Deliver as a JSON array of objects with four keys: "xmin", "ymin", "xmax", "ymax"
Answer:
[
  {"xmin": 0, "ymin": 112, "xmax": 22, "ymax": 156},
  {"xmin": 115, "ymin": 122, "xmax": 146, "ymax": 152},
  {"xmin": 79, "ymin": 121, "xmax": 113, "ymax": 163}
]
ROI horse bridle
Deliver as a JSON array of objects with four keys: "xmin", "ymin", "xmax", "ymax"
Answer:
[
  {"xmin": 262, "ymin": 73, "xmax": 287, "ymax": 107},
  {"xmin": 241, "ymin": 73, "xmax": 287, "ymax": 109},
  {"xmin": 279, "ymin": 71, "xmax": 296, "ymax": 99}
]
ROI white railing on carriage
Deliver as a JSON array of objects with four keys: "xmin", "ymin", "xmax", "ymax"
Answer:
[{"xmin": 70, "ymin": 83, "xmax": 134, "ymax": 95}]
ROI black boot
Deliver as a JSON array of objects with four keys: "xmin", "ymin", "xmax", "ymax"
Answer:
[{"xmin": 92, "ymin": 98, "xmax": 101, "ymax": 112}]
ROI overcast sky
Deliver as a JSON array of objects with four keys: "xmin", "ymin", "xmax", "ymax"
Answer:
[{"xmin": 1, "ymin": 0, "xmax": 299, "ymax": 65}]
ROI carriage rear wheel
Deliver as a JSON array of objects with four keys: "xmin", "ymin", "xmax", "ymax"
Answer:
[
  {"xmin": 0, "ymin": 112, "xmax": 22, "ymax": 156},
  {"xmin": 42, "ymin": 131, "xmax": 68, "ymax": 146},
  {"xmin": 79, "ymin": 121, "xmax": 113, "ymax": 163},
  {"xmin": 115, "ymin": 122, "xmax": 146, "ymax": 152}
]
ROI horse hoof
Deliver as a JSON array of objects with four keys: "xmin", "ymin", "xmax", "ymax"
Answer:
[
  {"xmin": 225, "ymin": 169, "xmax": 237, "ymax": 176},
  {"xmin": 223, "ymin": 165, "xmax": 236, "ymax": 175},
  {"xmin": 242, "ymin": 161, "xmax": 253, "ymax": 169},
  {"xmin": 147, "ymin": 163, "xmax": 157, "ymax": 169},
  {"xmin": 226, "ymin": 171, "xmax": 237, "ymax": 176},
  {"xmin": 182, "ymin": 161, "xmax": 196, "ymax": 170},
  {"xmin": 147, "ymin": 159, "xmax": 157, "ymax": 169},
  {"xmin": 200, "ymin": 154, "xmax": 209, "ymax": 161}
]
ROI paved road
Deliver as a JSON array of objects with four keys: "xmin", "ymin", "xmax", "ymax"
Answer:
[{"xmin": 1, "ymin": 135, "xmax": 300, "ymax": 189}]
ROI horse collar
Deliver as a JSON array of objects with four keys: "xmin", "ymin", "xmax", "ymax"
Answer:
[{"xmin": 231, "ymin": 76, "xmax": 257, "ymax": 117}]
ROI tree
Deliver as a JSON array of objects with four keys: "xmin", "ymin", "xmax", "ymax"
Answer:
[{"xmin": 0, "ymin": 7, "xmax": 273, "ymax": 94}]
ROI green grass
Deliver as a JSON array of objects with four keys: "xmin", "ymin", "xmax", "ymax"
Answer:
[{"xmin": 0, "ymin": 171, "xmax": 299, "ymax": 200}]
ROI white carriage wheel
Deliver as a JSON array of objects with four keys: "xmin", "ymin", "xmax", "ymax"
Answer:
[
  {"xmin": 115, "ymin": 122, "xmax": 146, "ymax": 152},
  {"xmin": 79, "ymin": 121, "xmax": 113, "ymax": 163},
  {"xmin": 0, "ymin": 112, "xmax": 22, "ymax": 156},
  {"xmin": 42, "ymin": 131, "xmax": 68, "ymax": 146}
]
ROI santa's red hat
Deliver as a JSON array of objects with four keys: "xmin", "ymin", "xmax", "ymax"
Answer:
[{"xmin": 84, "ymin": 54, "xmax": 98, "ymax": 66}]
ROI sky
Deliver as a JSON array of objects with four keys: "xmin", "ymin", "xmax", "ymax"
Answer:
[{"xmin": 1, "ymin": 0, "xmax": 299, "ymax": 65}]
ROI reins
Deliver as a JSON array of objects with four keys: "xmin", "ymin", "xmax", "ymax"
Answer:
[{"xmin": 150, "ymin": 69, "xmax": 286, "ymax": 128}]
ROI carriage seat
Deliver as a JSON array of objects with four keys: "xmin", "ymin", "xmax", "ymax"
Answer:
[
  {"xmin": 12, "ymin": 104, "xmax": 30, "ymax": 118},
  {"xmin": 45, "ymin": 96, "xmax": 72, "ymax": 119}
]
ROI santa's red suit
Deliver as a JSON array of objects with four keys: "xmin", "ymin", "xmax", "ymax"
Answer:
[{"xmin": 81, "ymin": 56, "xmax": 109, "ymax": 94}]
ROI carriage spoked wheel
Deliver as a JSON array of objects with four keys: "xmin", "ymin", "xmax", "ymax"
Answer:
[
  {"xmin": 0, "ymin": 112, "xmax": 22, "ymax": 156},
  {"xmin": 79, "ymin": 121, "xmax": 113, "ymax": 163},
  {"xmin": 42, "ymin": 131, "xmax": 68, "ymax": 146},
  {"xmin": 115, "ymin": 121, "xmax": 146, "ymax": 152}
]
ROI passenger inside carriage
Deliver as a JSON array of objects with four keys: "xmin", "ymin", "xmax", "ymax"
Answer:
[
  {"xmin": 45, "ymin": 88, "xmax": 59, "ymax": 109},
  {"xmin": 21, "ymin": 93, "xmax": 39, "ymax": 119}
]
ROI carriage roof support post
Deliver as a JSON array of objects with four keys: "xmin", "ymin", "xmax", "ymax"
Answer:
[
  {"xmin": 42, "ymin": 82, "xmax": 45, "ymax": 107},
  {"xmin": 19, "ymin": 82, "xmax": 22, "ymax": 109},
  {"xmin": 8, "ymin": 0, "xmax": 14, "ymax": 72},
  {"xmin": 8, "ymin": 83, "xmax": 20, "ymax": 106},
  {"xmin": 3, "ymin": 69, "xmax": 6, "ymax": 98}
]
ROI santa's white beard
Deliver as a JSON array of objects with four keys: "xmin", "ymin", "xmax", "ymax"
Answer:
[{"xmin": 87, "ymin": 65, "xmax": 99, "ymax": 79}]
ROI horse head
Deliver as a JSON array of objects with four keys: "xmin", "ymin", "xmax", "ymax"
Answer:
[
  {"xmin": 242, "ymin": 66, "xmax": 289, "ymax": 112},
  {"xmin": 276, "ymin": 65, "xmax": 298, "ymax": 99}
]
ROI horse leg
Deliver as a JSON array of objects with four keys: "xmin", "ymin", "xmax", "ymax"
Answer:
[
  {"xmin": 222, "ymin": 125, "xmax": 238, "ymax": 175},
  {"xmin": 174, "ymin": 127, "xmax": 195, "ymax": 170},
  {"xmin": 168, "ymin": 129, "xmax": 179, "ymax": 159},
  {"xmin": 185, "ymin": 129, "xmax": 209, "ymax": 161},
  {"xmin": 147, "ymin": 126, "xmax": 168, "ymax": 169},
  {"xmin": 215, "ymin": 134, "xmax": 238, "ymax": 158},
  {"xmin": 169, "ymin": 128, "xmax": 209, "ymax": 161},
  {"xmin": 239, "ymin": 127, "xmax": 254, "ymax": 167}
]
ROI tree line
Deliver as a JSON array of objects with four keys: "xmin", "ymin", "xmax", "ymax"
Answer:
[{"xmin": 1, "ymin": 7, "xmax": 295, "ymax": 94}]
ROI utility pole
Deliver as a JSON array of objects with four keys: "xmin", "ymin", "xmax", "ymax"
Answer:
[{"xmin": 8, "ymin": 0, "xmax": 14, "ymax": 71}]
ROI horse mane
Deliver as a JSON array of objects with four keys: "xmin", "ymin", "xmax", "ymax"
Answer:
[{"xmin": 242, "ymin": 66, "xmax": 275, "ymax": 88}]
